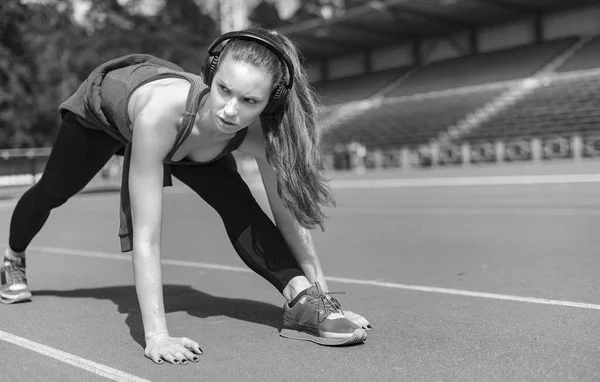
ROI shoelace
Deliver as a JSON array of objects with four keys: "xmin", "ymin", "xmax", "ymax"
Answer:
[
  {"xmin": 3, "ymin": 264, "xmax": 26, "ymax": 285},
  {"xmin": 311, "ymin": 291, "xmax": 346, "ymax": 321}
]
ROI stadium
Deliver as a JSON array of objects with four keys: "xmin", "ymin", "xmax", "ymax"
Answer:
[
  {"xmin": 292, "ymin": 0, "xmax": 600, "ymax": 171},
  {"xmin": 0, "ymin": 0, "xmax": 599, "ymax": 381},
  {"xmin": 2, "ymin": 0, "xmax": 600, "ymax": 182}
]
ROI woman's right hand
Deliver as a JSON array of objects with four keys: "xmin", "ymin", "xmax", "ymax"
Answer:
[{"xmin": 144, "ymin": 332, "xmax": 203, "ymax": 365}]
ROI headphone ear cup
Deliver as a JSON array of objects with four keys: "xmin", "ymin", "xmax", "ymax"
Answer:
[
  {"xmin": 265, "ymin": 85, "xmax": 287, "ymax": 115},
  {"xmin": 202, "ymin": 54, "xmax": 219, "ymax": 87}
]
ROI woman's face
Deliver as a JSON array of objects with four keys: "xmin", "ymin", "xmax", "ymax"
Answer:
[{"xmin": 208, "ymin": 55, "xmax": 273, "ymax": 134}]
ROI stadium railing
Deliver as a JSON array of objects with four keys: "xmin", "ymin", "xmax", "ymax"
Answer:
[{"xmin": 0, "ymin": 147, "xmax": 123, "ymax": 189}]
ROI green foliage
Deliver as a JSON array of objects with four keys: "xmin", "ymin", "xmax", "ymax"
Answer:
[
  {"xmin": 249, "ymin": 0, "xmax": 288, "ymax": 29},
  {"xmin": 0, "ymin": 0, "xmax": 37, "ymax": 148},
  {"xmin": 0, "ymin": 0, "xmax": 219, "ymax": 149}
]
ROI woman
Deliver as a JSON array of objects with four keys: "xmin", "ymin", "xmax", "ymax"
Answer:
[{"xmin": 2, "ymin": 28, "xmax": 371, "ymax": 364}]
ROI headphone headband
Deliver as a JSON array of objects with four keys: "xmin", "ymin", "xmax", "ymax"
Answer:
[{"xmin": 207, "ymin": 31, "xmax": 294, "ymax": 89}]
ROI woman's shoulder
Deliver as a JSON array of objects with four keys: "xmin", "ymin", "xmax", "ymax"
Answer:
[{"xmin": 129, "ymin": 78, "xmax": 190, "ymax": 128}]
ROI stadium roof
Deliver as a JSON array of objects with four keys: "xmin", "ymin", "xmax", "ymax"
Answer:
[{"xmin": 278, "ymin": 0, "xmax": 598, "ymax": 59}]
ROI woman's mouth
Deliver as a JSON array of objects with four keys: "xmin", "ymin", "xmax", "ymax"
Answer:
[{"xmin": 218, "ymin": 116, "xmax": 236, "ymax": 127}]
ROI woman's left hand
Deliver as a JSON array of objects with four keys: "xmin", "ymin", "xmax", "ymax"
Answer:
[{"xmin": 343, "ymin": 310, "xmax": 372, "ymax": 331}]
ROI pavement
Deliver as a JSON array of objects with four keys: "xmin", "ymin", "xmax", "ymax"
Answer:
[{"xmin": 0, "ymin": 159, "xmax": 599, "ymax": 381}]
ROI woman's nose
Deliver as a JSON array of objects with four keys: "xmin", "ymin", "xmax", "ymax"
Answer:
[{"xmin": 224, "ymin": 98, "xmax": 238, "ymax": 116}]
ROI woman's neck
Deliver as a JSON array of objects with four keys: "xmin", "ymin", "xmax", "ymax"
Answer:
[{"xmin": 196, "ymin": 103, "xmax": 236, "ymax": 141}]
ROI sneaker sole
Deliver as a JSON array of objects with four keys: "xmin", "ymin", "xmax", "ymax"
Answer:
[
  {"xmin": 0, "ymin": 290, "xmax": 32, "ymax": 305},
  {"xmin": 279, "ymin": 328, "xmax": 367, "ymax": 346}
]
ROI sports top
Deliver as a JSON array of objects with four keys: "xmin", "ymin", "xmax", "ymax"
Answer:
[{"xmin": 59, "ymin": 54, "xmax": 248, "ymax": 252}]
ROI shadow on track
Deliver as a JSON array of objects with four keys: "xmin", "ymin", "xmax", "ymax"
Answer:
[{"xmin": 34, "ymin": 285, "xmax": 282, "ymax": 347}]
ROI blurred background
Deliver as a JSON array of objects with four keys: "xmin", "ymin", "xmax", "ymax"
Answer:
[{"xmin": 1, "ymin": 0, "xmax": 600, "ymax": 186}]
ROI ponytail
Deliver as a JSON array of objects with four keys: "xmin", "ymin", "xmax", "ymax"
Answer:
[{"xmin": 224, "ymin": 28, "xmax": 335, "ymax": 230}]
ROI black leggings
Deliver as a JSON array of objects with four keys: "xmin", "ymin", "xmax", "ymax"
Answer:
[{"xmin": 9, "ymin": 112, "xmax": 304, "ymax": 292}]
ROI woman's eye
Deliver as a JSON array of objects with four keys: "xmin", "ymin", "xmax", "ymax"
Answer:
[
  {"xmin": 245, "ymin": 98, "xmax": 257, "ymax": 104},
  {"xmin": 219, "ymin": 85, "xmax": 229, "ymax": 93}
]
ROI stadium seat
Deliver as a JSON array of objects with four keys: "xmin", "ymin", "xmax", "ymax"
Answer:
[
  {"xmin": 312, "ymin": 66, "xmax": 411, "ymax": 106},
  {"xmin": 322, "ymin": 87, "xmax": 507, "ymax": 149},
  {"xmin": 459, "ymin": 72, "xmax": 600, "ymax": 143},
  {"xmin": 555, "ymin": 35, "xmax": 600, "ymax": 73},
  {"xmin": 383, "ymin": 38, "xmax": 577, "ymax": 97}
]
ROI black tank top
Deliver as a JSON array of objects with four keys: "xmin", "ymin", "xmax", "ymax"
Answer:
[
  {"xmin": 99, "ymin": 62, "xmax": 248, "ymax": 165},
  {"xmin": 59, "ymin": 54, "xmax": 249, "ymax": 252}
]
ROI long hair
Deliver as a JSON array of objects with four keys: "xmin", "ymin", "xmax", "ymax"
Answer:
[{"xmin": 220, "ymin": 27, "xmax": 335, "ymax": 230}]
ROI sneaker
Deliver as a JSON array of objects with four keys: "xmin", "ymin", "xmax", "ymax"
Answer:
[
  {"xmin": 279, "ymin": 282, "xmax": 367, "ymax": 346},
  {"xmin": 1, "ymin": 250, "xmax": 32, "ymax": 304}
]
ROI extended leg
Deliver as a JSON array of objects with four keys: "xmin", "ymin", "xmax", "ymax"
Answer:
[
  {"xmin": 172, "ymin": 155, "xmax": 368, "ymax": 345},
  {"xmin": 171, "ymin": 155, "xmax": 305, "ymax": 294},
  {"xmin": 8, "ymin": 112, "xmax": 124, "ymax": 252}
]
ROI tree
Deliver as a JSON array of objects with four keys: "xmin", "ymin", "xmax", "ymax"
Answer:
[
  {"xmin": 0, "ymin": 0, "xmax": 37, "ymax": 148},
  {"xmin": 249, "ymin": 0, "xmax": 286, "ymax": 29},
  {"xmin": 1, "ymin": 0, "xmax": 221, "ymax": 148}
]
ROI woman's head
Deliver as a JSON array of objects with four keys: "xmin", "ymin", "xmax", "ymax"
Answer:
[
  {"xmin": 205, "ymin": 29, "xmax": 294, "ymax": 133},
  {"xmin": 205, "ymin": 27, "xmax": 335, "ymax": 229},
  {"xmin": 207, "ymin": 53, "xmax": 272, "ymax": 133}
]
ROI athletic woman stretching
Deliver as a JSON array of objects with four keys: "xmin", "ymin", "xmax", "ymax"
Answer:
[{"xmin": 2, "ymin": 28, "xmax": 371, "ymax": 364}]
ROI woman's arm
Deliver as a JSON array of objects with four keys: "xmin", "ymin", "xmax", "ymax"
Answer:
[
  {"xmin": 255, "ymin": 155, "xmax": 371, "ymax": 329},
  {"xmin": 129, "ymin": 111, "xmax": 173, "ymax": 341},
  {"xmin": 255, "ymin": 158, "xmax": 331, "ymax": 291},
  {"xmin": 128, "ymin": 96, "xmax": 203, "ymax": 364},
  {"xmin": 239, "ymin": 121, "xmax": 331, "ymax": 290},
  {"xmin": 239, "ymin": 123, "xmax": 371, "ymax": 329}
]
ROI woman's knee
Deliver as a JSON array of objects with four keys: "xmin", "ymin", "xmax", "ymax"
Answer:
[{"xmin": 29, "ymin": 176, "xmax": 72, "ymax": 210}]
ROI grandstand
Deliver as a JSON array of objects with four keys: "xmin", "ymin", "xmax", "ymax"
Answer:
[
  {"xmin": 460, "ymin": 71, "xmax": 600, "ymax": 143},
  {"xmin": 312, "ymin": 66, "xmax": 411, "ymax": 105},
  {"xmin": 282, "ymin": 0, "xmax": 600, "ymax": 168},
  {"xmin": 555, "ymin": 34, "xmax": 600, "ymax": 73},
  {"xmin": 383, "ymin": 38, "xmax": 577, "ymax": 98},
  {"xmin": 3, "ymin": 0, "xmax": 600, "ymax": 185},
  {"xmin": 322, "ymin": 86, "xmax": 508, "ymax": 148}
]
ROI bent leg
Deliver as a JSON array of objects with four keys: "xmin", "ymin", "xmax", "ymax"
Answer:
[
  {"xmin": 171, "ymin": 155, "xmax": 305, "ymax": 293},
  {"xmin": 8, "ymin": 112, "xmax": 124, "ymax": 252}
]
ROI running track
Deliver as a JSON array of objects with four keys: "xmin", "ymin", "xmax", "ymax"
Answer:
[{"xmin": 0, "ymin": 160, "xmax": 599, "ymax": 381}]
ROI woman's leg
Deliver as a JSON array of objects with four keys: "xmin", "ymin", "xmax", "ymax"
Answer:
[
  {"xmin": 8, "ymin": 112, "xmax": 124, "ymax": 252},
  {"xmin": 172, "ymin": 156, "xmax": 369, "ymax": 345},
  {"xmin": 171, "ymin": 155, "xmax": 305, "ymax": 294}
]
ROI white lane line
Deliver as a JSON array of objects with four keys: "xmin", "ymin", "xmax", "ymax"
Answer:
[
  {"xmin": 242, "ymin": 173, "xmax": 600, "ymax": 192},
  {"xmin": 0, "ymin": 330, "xmax": 150, "ymax": 382},
  {"xmin": 337, "ymin": 206, "xmax": 600, "ymax": 216},
  {"xmin": 23, "ymin": 245, "xmax": 253, "ymax": 274},
  {"xmin": 17, "ymin": 244, "xmax": 600, "ymax": 311},
  {"xmin": 327, "ymin": 173, "xmax": 600, "ymax": 189},
  {"xmin": 325, "ymin": 276, "xmax": 600, "ymax": 310},
  {"xmin": 1, "ymin": 173, "xmax": 599, "ymax": 206}
]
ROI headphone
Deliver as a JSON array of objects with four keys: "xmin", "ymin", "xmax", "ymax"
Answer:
[{"xmin": 202, "ymin": 31, "xmax": 295, "ymax": 115}]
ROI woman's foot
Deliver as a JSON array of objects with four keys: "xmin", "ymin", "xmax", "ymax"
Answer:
[
  {"xmin": 279, "ymin": 282, "xmax": 367, "ymax": 346},
  {"xmin": 1, "ymin": 249, "xmax": 31, "ymax": 304}
]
